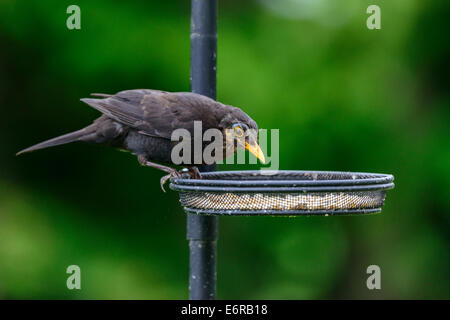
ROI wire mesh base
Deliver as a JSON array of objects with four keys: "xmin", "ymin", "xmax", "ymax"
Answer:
[{"xmin": 170, "ymin": 170, "xmax": 394, "ymax": 216}]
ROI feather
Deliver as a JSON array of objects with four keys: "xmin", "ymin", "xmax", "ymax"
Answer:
[{"xmin": 16, "ymin": 128, "xmax": 87, "ymax": 155}]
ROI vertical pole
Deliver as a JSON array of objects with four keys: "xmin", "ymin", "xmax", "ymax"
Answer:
[{"xmin": 188, "ymin": 0, "xmax": 218, "ymax": 300}]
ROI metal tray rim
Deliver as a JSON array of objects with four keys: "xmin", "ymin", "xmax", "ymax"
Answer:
[
  {"xmin": 171, "ymin": 170, "xmax": 394, "ymax": 187},
  {"xmin": 170, "ymin": 182, "xmax": 394, "ymax": 193}
]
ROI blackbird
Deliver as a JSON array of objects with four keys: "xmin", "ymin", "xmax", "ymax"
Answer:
[{"xmin": 17, "ymin": 89, "xmax": 265, "ymax": 190}]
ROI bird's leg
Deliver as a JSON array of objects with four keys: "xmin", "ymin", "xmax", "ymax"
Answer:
[
  {"xmin": 138, "ymin": 155, "xmax": 179, "ymax": 175},
  {"xmin": 138, "ymin": 155, "xmax": 181, "ymax": 192}
]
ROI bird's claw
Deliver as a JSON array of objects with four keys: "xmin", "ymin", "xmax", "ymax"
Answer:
[
  {"xmin": 179, "ymin": 167, "xmax": 202, "ymax": 179},
  {"xmin": 160, "ymin": 170, "xmax": 182, "ymax": 192},
  {"xmin": 159, "ymin": 167, "xmax": 202, "ymax": 192},
  {"xmin": 190, "ymin": 167, "xmax": 202, "ymax": 179}
]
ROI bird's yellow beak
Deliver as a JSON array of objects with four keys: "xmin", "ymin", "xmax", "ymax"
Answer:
[
  {"xmin": 245, "ymin": 141, "xmax": 266, "ymax": 164},
  {"xmin": 226, "ymin": 127, "xmax": 266, "ymax": 164}
]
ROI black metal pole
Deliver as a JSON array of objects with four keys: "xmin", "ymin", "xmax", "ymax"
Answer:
[{"xmin": 187, "ymin": 0, "xmax": 218, "ymax": 300}]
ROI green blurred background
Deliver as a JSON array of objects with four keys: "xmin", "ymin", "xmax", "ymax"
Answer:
[{"xmin": 0, "ymin": 0, "xmax": 448, "ymax": 299}]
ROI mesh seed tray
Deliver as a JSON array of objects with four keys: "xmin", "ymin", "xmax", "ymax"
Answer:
[{"xmin": 170, "ymin": 170, "xmax": 394, "ymax": 216}]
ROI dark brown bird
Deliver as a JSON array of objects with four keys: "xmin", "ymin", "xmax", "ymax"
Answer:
[{"xmin": 17, "ymin": 89, "xmax": 265, "ymax": 190}]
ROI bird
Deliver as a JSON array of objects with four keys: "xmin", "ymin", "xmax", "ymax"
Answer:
[{"xmin": 16, "ymin": 89, "xmax": 265, "ymax": 191}]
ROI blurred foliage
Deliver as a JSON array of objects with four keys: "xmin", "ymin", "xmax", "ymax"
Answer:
[{"xmin": 0, "ymin": 0, "xmax": 448, "ymax": 299}]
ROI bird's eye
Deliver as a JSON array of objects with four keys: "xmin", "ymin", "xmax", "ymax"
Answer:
[{"xmin": 233, "ymin": 125, "xmax": 244, "ymax": 138}]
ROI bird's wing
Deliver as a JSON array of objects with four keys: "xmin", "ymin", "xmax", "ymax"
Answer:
[{"xmin": 81, "ymin": 90, "xmax": 220, "ymax": 140}]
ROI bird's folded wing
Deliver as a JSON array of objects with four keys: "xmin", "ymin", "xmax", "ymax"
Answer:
[{"xmin": 81, "ymin": 90, "xmax": 213, "ymax": 140}]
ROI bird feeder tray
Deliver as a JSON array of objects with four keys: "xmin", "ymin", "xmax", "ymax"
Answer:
[{"xmin": 170, "ymin": 170, "xmax": 394, "ymax": 216}]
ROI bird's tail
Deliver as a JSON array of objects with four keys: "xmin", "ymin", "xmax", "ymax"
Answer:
[{"xmin": 16, "ymin": 128, "xmax": 88, "ymax": 156}]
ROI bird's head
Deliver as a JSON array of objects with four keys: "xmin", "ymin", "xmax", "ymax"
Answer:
[{"xmin": 219, "ymin": 106, "xmax": 266, "ymax": 163}]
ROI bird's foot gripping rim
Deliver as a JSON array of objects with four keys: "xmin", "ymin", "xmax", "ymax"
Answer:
[{"xmin": 160, "ymin": 167, "xmax": 202, "ymax": 192}]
